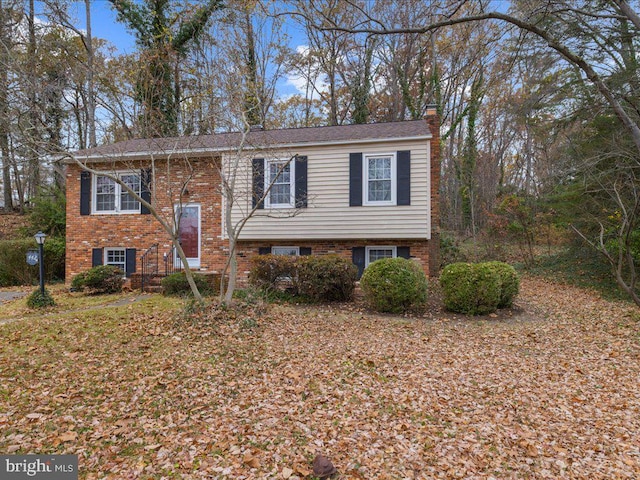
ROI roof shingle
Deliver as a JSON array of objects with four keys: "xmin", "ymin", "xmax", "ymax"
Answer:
[{"xmin": 70, "ymin": 120, "xmax": 431, "ymax": 161}]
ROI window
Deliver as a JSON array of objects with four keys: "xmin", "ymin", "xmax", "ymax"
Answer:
[
  {"xmin": 93, "ymin": 172, "xmax": 141, "ymax": 213},
  {"xmin": 364, "ymin": 153, "xmax": 396, "ymax": 205},
  {"xmin": 365, "ymin": 246, "xmax": 397, "ymax": 267},
  {"xmin": 272, "ymin": 246, "xmax": 300, "ymax": 256},
  {"xmin": 105, "ymin": 248, "xmax": 126, "ymax": 273},
  {"xmin": 265, "ymin": 160, "xmax": 295, "ymax": 208}
]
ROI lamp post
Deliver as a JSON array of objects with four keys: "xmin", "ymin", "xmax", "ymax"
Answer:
[{"xmin": 34, "ymin": 231, "xmax": 46, "ymax": 296}]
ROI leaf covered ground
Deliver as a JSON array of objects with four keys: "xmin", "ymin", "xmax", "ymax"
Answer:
[{"xmin": 1, "ymin": 277, "xmax": 639, "ymax": 479}]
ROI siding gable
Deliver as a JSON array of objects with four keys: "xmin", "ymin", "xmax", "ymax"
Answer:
[{"xmin": 230, "ymin": 138, "xmax": 431, "ymax": 240}]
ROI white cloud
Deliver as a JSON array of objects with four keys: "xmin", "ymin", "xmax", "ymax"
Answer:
[{"xmin": 283, "ymin": 44, "xmax": 328, "ymax": 100}]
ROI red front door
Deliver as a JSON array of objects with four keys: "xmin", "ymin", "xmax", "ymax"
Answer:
[{"xmin": 178, "ymin": 205, "xmax": 200, "ymax": 266}]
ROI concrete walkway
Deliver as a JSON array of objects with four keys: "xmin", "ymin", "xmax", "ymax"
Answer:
[{"xmin": 0, "ymin": 291, "xmax": 28, "ymax": 303}]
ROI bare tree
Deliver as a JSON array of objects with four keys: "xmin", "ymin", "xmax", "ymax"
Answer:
[
  {"xmin": 0, "ymin": 0, "xmax": 20, "ymax": 211},
  {"xmin": 218, "ymin": 124, "xmax": 304, "ymax": 305}
]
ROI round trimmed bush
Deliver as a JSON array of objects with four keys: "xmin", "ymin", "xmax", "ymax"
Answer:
[
  {"xmin": 71, "ymin": 265, "xmax": 124, "ymax": 294},
  {"xmin": 360, "ymin": 257, "xmax": 428, "ymax": 313},
  {"xmin": 161, "ymin": 272, "xmax": 214, "ymax": 297},
  {"xmin": 296, "ymin": 254, "xmax": 357, "ymax": 302},
  {"xmin": 485, "ymin": 261, "xmax": 519, "ymax": 308},
  {"xmin": 440, "ymin": 262, "xmax": 501, "ymax": 315}
]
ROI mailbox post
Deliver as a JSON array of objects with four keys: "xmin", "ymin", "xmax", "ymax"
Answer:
[{"xmin": 34, "ymin": 231, "xmax": 46, "ymax": 296}]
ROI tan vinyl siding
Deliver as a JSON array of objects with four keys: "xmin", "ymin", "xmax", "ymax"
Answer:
[{"xmin": 228, "ymin": 138, "xmax": 431, "ymax": 240}]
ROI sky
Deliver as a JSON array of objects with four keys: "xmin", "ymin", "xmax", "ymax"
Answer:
[
  {"xmin": 54, "ymin": 1, "xmax": 137, "ymax": 53},
  {"xmin": 39, "ymin": 1, "xmax": 304, "ymax": 97}
]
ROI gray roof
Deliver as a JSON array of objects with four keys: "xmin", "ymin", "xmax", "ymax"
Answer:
[{"xmin": 68, "ymin": 120, "xmax": 431, "ymax": 161}]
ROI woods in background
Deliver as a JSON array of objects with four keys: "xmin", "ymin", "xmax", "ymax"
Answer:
[{"xmin": 1, "ymin": 0, "xmax": 639, "ymax": 301}]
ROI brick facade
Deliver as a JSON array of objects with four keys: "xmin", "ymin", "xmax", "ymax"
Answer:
[
  {"xmin": 235, "ymin": 239, "xmax": 433, "ymax": 282},
  {"xmin": 65, "ymin": 116, "xmax": 441, "ymax": 285},
  {"xmin": 65, "ymin": 157, "xmax": 228, "ymax": 281}
]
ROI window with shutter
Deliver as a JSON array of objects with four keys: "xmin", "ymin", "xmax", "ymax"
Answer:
[
  {"xmin": 92, "ymin": 171, "xmax": 141, "ymax": 214},
  {"xmin": 350, "ymin": 151, "xmax": 411, "ymax": 206}
]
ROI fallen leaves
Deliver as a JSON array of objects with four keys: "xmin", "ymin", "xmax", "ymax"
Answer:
[
  {"xmin": 1, "ymin": 277, "xmax": 639, "ymax": 478},
  {"xmin": 57, "ymin": 431, "xmax": 78, "ymax": 442}
]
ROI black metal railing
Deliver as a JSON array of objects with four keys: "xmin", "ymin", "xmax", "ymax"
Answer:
[
  {"xmin": 140, "ymin": 244, "xmax": 159, "ymax": 292},
  {"xmin": 163, "ymin": 247, "xmax": 183, "ymax": 277}
]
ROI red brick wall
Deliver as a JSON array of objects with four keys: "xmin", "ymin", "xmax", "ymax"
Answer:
[
  {"xmin": 235, "ymin": 239, "xmax": 432, "ymax": 285},
  {"xmin": 65, "ymin": 158, "xmax": 227, "ymax": 282}
]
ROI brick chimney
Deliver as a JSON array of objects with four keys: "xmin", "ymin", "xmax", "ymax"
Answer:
[{"xmin": 426, "ymin": 103, "xmax": 440, "ymax": 277}]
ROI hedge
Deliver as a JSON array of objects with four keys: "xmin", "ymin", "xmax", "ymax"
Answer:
[{"xmin": 0, "ymin": 237, "xmax": 65, "ymax": 287}]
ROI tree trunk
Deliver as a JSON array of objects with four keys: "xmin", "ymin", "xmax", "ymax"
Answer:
[
  {"xmin": 0, "ymin": 0, "xmax": 13, "ymax": 211},
  {"xmin": 85, "ymin": 0, "xmax": 97, "ymax": 148},
  {"xmin": 26, "ymin": 0, "xmax": 40, "ymax": 198}
]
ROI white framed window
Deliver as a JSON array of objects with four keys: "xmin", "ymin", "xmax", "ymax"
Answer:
[
  {"xmin": 272, "ymin": 246, "xmax": 300, "ymax": 256},
  {"xmin": 365, "ymin": 246, "xmax": 397, "ymax": 267},
  {"xmin": 363, "ymin": 153, "xmax": 396, "ymax": 205},
  {"xmin": 104, "ymin": 248, "xmax": 126, "ymax": 273},
  {"xmin": 265, "ymin": 159, "xmax": 295, "ymax": 208},
  {"xmin": 93, "ymin": 172, "xmax": 141, "ymax": 213}
]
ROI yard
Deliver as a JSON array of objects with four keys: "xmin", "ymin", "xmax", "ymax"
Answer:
[{"xmin": 1, "ymin": 277, "xmax": 639, "ymax": 479}]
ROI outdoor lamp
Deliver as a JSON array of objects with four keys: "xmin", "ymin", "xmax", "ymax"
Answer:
[
  {"xmin": 34, "ymin": 231, "xmax": 46, "ymax": 245},
  {"xmin": 34, "ymin": 231, "xmax": 46, "ymax": 295}
]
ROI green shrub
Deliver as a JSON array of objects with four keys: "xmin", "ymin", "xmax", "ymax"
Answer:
[
  {"xmin": 0, "ymin": 237, "xmax": 65, "ymax": 287},
  {"xmin": 22, "ymin": 187, "xmax": 66, "ymax": 237},
  {"xmin": 248, "ymin": 254, "xmax": 298, "ymax": 292},
  {"xmin": 440, "ymin": 262, "xmax": 501, "ymax": 315},
  {"xmin": 440, "ymin": 233, "xmax": 466, "ymax": 269},
  {"xmin": 71, "ymin": 265, "xmax": 124, "ymax": 294},
  {"xmin": 44, "ymin": 237, "xmax": 66, "ymax": 281},
  {"xmin": 485, "ymin": 261, "xmax": 520, "ymax": 308},
  {"xmin": 360, "ymin": 257, "xmax": 428, "ymax": 313},
  {"xmin": 161, "ymin": 272, "xmax": 214, "ymax": 297},
  {"xmin": 70, "ymin": 272, "xmax": 86, "ymax": 291},
  {"xmin": 26, "ymin": 288, "xmax": 56, "ymax": 308},
  {"xmin": 296, "ymin": 255, "xmax": 357, "ymax": 302}
]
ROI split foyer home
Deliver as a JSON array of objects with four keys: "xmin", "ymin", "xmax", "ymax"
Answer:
[{"xmin": 63, "ymin": 113, "xmax": 440, "ymax": 288}]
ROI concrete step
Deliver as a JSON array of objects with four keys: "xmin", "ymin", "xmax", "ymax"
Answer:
[{"xmin": 143, "ymin": 285, "xmax": 164, "ymax": 293}]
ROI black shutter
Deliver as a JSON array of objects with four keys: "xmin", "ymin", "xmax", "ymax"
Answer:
[
  {"xmin": 397, "ymin": 150, "xmax": 411, "ymax": 206},
  {"xmin": 125, "ymin": 248, "xmax": 137, "ymax": 277},
  {"xmin": 252, "ymin": 158, "xmax": 265, "ymax": 209},
  {"xmin": 352, "ymin": 246, "xmax": 366, "ymax": 279},
  {"xmin": 295, "ymin": 156, "xmax": 308, "ymax": 208},
  {"xmin": 397, "ymin": 246, "xmax": 411, "ymax": 259},
  {"xmin": 80, "ymin": 171, "xmax": 91, "ymax": 215},
  {"xmin": 300, "ymin": 247, "xmax": 312, "ymax": 256},
  {"xmin": 349, "ymin": 153, "xmax": 363, "ymax": 206},
  {"xmin": 140, "ymin": 169, "xmax": 151, "ymax": 215},
  {"xmin": 92, "ymin": 248, "xmax": 103, "ymax": 267},
  {"xmin": 258, "ymin": 247, "xmax": 271, "ymax": 255}
]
